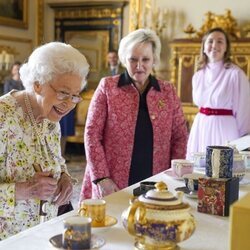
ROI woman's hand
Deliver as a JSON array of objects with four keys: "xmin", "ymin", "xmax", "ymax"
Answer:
[
  {"xmin": 15, "ymin": 171, "xmax": 58, "ymax": 201},
  {"xmin": 97, "ymin": 178, "xmax": 119, "ymax": 198},
  {"xmin": 52, "ymin": 173, "xmax": 73, "ymax": 206}
]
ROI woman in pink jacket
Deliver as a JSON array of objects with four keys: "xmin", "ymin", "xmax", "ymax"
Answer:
[{"xmin": 80, "ymin": 29, "xmax": 188, "ymax": 199}]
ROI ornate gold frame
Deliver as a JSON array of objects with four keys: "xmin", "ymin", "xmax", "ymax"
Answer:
[
  {"xmin": 36, "ymin": 0, "xmax": 44, "ymax": 46},
  {"xmin": 0, "ymin": 0, "xmax": 28, "ymax": 29}
]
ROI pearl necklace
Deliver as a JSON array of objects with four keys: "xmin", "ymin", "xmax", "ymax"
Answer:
[{"xmin": 24, "ymin": 92, "xmax": 46, "ymax": 146}]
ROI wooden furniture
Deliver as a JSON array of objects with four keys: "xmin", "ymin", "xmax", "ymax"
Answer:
[
  {"xmin": 66, "ymin": 89, "xmax": 95, "ymax": 144},
  {"xmin": 170, "ymin": 38, "xmax": 250, "ymax": 130}
]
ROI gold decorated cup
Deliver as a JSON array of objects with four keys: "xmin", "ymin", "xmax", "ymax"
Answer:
[
  {"xmin": 62, "ymin": 215, "xmax": 92, "ymax": 250},
  {"xmin": 78, "ymin": 199, "xmax": 106, "ymax": 227}
]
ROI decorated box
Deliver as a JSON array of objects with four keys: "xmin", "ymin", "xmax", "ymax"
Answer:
[
  {"xmin": 229, "ymin": 193, "xmax": 250, "ymax": 250},
  {"xmin": 197, "ymin": 177, "xmax": 239, "ymax": 216}
]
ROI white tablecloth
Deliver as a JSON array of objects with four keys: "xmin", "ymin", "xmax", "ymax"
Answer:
[{"xmin": 1, "ymin": 171, "xmax": 250, "ymax": 250}]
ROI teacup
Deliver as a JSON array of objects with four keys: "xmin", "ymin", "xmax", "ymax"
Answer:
[
  {"xmin": 78, "ymin": 199, "xmax": 106, "ymax": 227},
  {"xmin": 171, "ymin": 159, "xmax": 194, "ymax": 177},
  {"xmin": 62, "ymin": 215, "xmax": 92, "ymax": 250},
  {"xmin": 191, "ymin": 152, "xmax": 206, "ymax": 169},
  {"xmin": 239, "ymin": 151, "xmax": 250, "ymax": 169},
  {"xmin": 183, "ymin": 173, "xmax": 205, "ymax": 193},
  {"xmin": 206, "ymin": 146, "xmax": 233, "ymax": 178}
]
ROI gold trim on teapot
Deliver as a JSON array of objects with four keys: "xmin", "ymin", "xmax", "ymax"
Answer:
[{"xmin": 122, "ymin": 181, "xmax": 196, "ymax": 250}]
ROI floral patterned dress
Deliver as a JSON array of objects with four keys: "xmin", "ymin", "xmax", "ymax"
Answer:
[{"xmin": 0, "ymin": 92, "xmax": 67, "ymax": 240}]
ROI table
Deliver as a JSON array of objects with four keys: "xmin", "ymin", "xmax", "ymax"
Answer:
[{"xmin": 1, "ymin": 171, "xmax": 250, "ymax": 250}]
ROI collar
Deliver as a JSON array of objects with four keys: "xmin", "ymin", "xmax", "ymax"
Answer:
[
  {"xmin": 110, "ymin": 65, "xmax": 119, "ymax": 70},
  {"xmin": 117, "ymin": 70, "xmax": 161, "ymax": 91}
]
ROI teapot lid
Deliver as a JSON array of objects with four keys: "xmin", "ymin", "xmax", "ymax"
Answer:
[{"xmin": 138, "ymin": 182, "xmax": 186, "ymax": 207}]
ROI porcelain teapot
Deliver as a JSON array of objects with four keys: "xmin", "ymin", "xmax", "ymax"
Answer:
[{"xmin": 121, "ymin": 182, "xmax": 196, "ymax": 250}]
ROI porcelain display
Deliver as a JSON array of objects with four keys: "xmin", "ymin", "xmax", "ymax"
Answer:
[
  {"xmin": 192, "ymin": 152, "xmax": 206, "ymax": 169},
  {"xmin": 175, "ymin": 186, "xmax": 198, "ymax": 199},
  {"xmin": 239, "ymin": 151, "xmax": 250, "ymax": 169},
  {"xmin": 91, "ymin": 215, "xmax": 117, "ymax": 233},
  {"xmin": 171, "ymin": 159, "xmax": 194, "ymax": 177},
  {"xmin": 121, "ymin": 182, "xmax": 196, "ymax": 250},
  {"xmin": 49, "ymin": 234, "xmax": 105, "ymax": 249},
  {"xmin": 206, "ymin": 146, "xmax": 233, "ymax": 178},
  {"xmin": 182, "ymin": 173, "xmax": 205, "ymax": 195},
  {"xmin": 232, "ymin": 148, "xmax": 246, "ymax": 181}
]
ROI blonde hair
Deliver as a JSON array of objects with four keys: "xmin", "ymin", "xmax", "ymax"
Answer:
[{"xmin": 118, "ymin": 29, "xmax": 161, "ymax": 66}]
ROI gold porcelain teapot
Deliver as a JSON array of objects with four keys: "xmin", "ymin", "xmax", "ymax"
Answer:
[{"xmin": 121, "ymin": 182, "xmax": 196, "ymax": 250}]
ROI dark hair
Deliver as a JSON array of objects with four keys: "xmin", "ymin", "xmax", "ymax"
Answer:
[
  {"xmin": 108, "ymin": 50, "xmax": 118, "ymax": 54},
  {"xmin": 197, "ymin": 27, "xmax": 232, "ymax": 70},
  {"xmin": 11, "ymin": 61, "xmax": 21, "ymax": 69}
]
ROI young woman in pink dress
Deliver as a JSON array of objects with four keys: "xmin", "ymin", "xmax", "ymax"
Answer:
[{"xmin": 187, "ymin": 27, "xmax": 250, "ymax": 159}]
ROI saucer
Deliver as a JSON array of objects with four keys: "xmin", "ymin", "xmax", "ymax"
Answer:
[
  {"xmin": 239, "ymin": 177, "xmax": 250, "ymax": 186},
  {"xmin": 164, "ymin": 169, "xmax": 183, "ymax": 181},
  {"xmin": 92, "ymin": 215, "xmax": 117, "ymax": 232},
  {"xmin": 49, "ymin": 234, "xmax": 105, "ymax": 249},
  {"xmin": 175, "ymin": 186, "xmax": 198, "ymax": 199}
]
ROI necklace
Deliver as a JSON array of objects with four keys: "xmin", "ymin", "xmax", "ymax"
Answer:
[{"xmin": 24, "ymin": 92, "xmax": 46, "ymax": 146}]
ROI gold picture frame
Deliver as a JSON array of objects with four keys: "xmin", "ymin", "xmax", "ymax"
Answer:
[{"xmin": 0, "ymin": 0, "xmax": 28, "ymax": 29}]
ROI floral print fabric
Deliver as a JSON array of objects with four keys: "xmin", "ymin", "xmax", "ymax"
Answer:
[
  {"xmin": 0, "ymin": 92, "xmax": 67, "ymax": 240},
  {"xmin": 80, "ymin": 76, "xmax": 188, "ymax": 199}
]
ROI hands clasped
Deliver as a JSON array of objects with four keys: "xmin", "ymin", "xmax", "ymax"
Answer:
[
  {"xmin": 16, "ymin": 171, "xmax": 73, "ymax": 206},
  {"xmin": 28, "ymin": 172, "xmax": 57, "ymax": 201}
]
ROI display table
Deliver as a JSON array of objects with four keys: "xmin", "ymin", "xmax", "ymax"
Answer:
[{"xmin": 1, "ymin": 171, "xmax": 250, "ymax": 250}]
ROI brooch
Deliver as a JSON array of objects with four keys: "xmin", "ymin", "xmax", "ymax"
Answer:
[{"xmin": 158, "ymin": 100, "xmax": 165, "ymax": 109}]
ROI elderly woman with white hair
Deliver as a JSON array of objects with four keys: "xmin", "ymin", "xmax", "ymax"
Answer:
[
  {"xmin": 80, "ymin": 29, "xmax": 188, "ymax": 200},
  {"xmin": 0, "ymin": 42, "xmax": 89, "ymax": 240}
]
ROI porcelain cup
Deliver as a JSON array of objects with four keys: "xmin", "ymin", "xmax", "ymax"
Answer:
[
  {"xmin": 62, "ymin": 215, "xmax": 92, "ymax": 250},
  {"xmin": 78, "ymin": 199, "xmax": 106, "ymax": 227},
  {"xmin": 192, "ymin": 152, "xmax": 206, "ymax": 169},
  {"xmin": 183, "ymin": 173, "xmax": 205, "ymax": 193},
  {"xmin": 171, "ymin": 159, "xmax": 194, "ymax": 177}
]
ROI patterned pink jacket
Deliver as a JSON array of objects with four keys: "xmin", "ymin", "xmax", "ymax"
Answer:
[{"xmin": 80, "ymin": 74, "xmax": 188, "ymax": 199}]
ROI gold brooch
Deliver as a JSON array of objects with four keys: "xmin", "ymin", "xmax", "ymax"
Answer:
[{"xmin": 158, "ymin": 100, "xmax": 165, "ymax": 109}]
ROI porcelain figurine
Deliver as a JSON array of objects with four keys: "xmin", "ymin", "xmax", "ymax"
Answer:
[{"xmin": 121, "ymin": 182, "xmax": 196, "ymax": 250}]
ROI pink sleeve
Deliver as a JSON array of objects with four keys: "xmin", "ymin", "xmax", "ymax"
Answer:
[
  {"xmin": 84, "ymin": 78, "xmax": 110, "ymax": 182},
  {"xmin": 169, "ymin": 84, "xmax": 188, "ymax": 159},
  {"xmin": 233, "ymin": 69, "xmax": 250, "ymax": 136}
]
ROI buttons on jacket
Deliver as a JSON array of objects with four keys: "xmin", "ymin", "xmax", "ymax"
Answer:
[{"xmin": 151, "ymin": 114, "xmax": 156, "ymax": 120}]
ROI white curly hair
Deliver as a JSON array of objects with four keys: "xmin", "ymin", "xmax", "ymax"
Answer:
[{"xmin": 20, "ymin": 42, "xmax": 89, "ymax": 90}]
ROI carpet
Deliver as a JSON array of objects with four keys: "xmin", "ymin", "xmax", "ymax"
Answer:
[{"xmin": 66, "ymin": 155, "xmax": 86, "ymax": 209}]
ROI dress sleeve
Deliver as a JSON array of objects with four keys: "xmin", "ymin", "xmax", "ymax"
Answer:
[
  {"xmin": 84, "ymin": 78, "xmax": 110, "ymax": 182},
  {"xmin": 0, "ymin": 109, "xmax": 15, "ymax": 217},
  {"xmin": 169, "ymin": 84, "xmax": 188, "ymax": 159},
  {"xmin": 3, "ymin": 79, "xmax": 11, "ymax": 95},
  {"xmin": 233, "ymin": 68, "xmax": 250, "ymax": 136}
]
